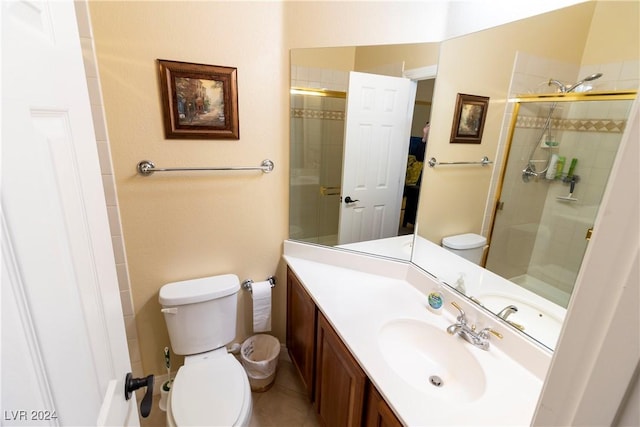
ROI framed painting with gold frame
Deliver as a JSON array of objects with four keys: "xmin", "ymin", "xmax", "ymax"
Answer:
[
  {"xmin": 158, "ymin": 59, "xmax": 239, "ymax": 139},
  {"xmin": 450, "ymin": 93, "xmax": 489, "ymax": 144}
]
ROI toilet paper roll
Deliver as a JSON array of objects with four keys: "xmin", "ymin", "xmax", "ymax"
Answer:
[{"xmin": 252, "ymin": 281, "xmax": 272, "ymax": 332}]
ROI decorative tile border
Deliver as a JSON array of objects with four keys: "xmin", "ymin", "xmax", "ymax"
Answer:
[
  {"xmin": 291, "ymin": 108, "xmax": 345, "ymax": 121},
  {"xmin": 516, "ymin": 116, "xmax": 626, "ymax": 133}
]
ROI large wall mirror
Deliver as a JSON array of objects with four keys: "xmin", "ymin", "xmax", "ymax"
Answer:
[
  {"xmin": 290, "ymin": 42, "xmax": 438, "ymax": 258},
  {"xmin": 289, "ymin": 1, "xmax": 639, "ymax": 351}
]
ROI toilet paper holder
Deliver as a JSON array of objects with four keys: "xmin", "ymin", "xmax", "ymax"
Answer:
[{"xmin": 242, "ymin": 276, "xmax": 276, "ymax": 293}]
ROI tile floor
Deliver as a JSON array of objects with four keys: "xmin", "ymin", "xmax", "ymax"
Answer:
[{"xmin": 140, "ymin": 355, "xmax": 320, "ymax": 427}]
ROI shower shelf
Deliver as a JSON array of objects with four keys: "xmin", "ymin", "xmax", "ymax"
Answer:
[{"xmin": 544, "ymin": 175, "xmax": 580, "ymax": 183}]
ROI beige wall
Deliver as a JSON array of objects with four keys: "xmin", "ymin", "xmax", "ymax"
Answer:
[
  {"xmin": 417, "ymin": 3, "xmax": 596, "ymax": 244},
  {"xmin": 583, "ymin": 1, "xmax": 640, "ymax": 64},
  {"xmin": 290, "ymin": 47, "xmax": 356, "ymax": 72},
  {"xmin": 89, "ymin": 1, "xmax": 289, "ymax": 374},
  {"xmin": 354, "ymin": 43, "xmax": 440, "ymax": 72},
  {"xmin": 284, "ymin": 1, "xmax": 448, "ymax": 48},
  {"xmin": 290, "ymin": 42, "xmax": 440, "ymax": 77}
]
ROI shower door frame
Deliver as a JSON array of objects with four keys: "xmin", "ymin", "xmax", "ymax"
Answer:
[{"xmin": 484, "ymin": 90, "xmax": 637, "ymax": 288}]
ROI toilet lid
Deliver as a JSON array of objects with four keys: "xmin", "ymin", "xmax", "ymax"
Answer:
[
  {"xmin": 442, "ymin": 233, "xmax": 487, "ymax": 250},
  {"xmin": 171, "ymin": 355, "xmax": 246, "ymax": 426}
]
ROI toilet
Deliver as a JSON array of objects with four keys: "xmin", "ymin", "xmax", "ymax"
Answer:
[
  {"xmin": 159, "ymin": 274, "xmax": 252, "ymax": 427},
  {"xmin": 442, "ymin": 233, "xmax": 487, "ymax": 265}
]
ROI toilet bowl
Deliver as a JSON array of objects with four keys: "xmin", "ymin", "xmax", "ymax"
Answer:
[
  {"xmin": 159, "ymin": 274, "xmax": 252, "ymax": 426},
  {"xmin": 166, "ymin": 349, "xmax": 252, "ymax": 427}
]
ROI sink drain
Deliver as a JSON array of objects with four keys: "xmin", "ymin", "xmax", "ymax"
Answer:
[{"xmin": 429, "ymin": 375, "xmax": 443, "ymax": 387}]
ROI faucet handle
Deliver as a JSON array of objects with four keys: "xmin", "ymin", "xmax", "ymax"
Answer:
[
  {"xmin": 479, "ymin": 327, "xmax": 503, "ymax": 340},
  {"xmin": 451, "ymin": 301, "xmax": 466, "ymax": 322},
  {"xmin": 508, "ymin": 320, "xmax": 526, "ymax": 331}
]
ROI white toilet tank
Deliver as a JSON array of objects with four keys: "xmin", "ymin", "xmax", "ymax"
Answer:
[
  {"xmin": 159, "ymin": 274, "xmax": 240, "ymax": 355},
  {"xmin": 442, "ymin": 233, "xmax": 487, "ymax": 265}
]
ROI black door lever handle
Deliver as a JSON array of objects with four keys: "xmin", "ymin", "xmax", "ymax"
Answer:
[
  {"xmin": 125, "ymin": 372, "xmax": 154, "ymax": 418},
  {"xmin": 344, "ymin": 196, "xmax": 359, "ymax": 204}
]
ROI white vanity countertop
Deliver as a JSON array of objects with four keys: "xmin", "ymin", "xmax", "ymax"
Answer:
[{"xmin": 283, "ymin": 240, "xmax": 551, "ymax": 426}]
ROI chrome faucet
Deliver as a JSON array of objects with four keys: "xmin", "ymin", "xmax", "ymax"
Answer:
[
  {"xmin": 496, "ymin": 305, "xmax": 518, "ymax": 320},
  {"xmin": 447, "ymin": 301, "xmax": 502, "ymax": 351},
  {"xmin": 496, "ymin": 304, "xmax": 526, "ymax": 331}
]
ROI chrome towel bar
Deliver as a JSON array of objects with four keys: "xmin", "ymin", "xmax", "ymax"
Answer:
[
  {"xmin": 242, "ymin": 276, "xmax": 276, "ymax": 293},
  {"xmin": 428, "ymin": 156, "xmax": 492, "ymax": 168},
  {"xmin": 137, "ymin": 159, "xmax": 274, "ymax": 176}
]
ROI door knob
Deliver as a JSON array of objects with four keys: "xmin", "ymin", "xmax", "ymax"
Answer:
[
  {"xmin": 344, "ymin": 196, "xmax": 359, "ymax": 204},
  {"xmin": 125, "ymin": 372, "xmax": 154, "ymax": 418}
]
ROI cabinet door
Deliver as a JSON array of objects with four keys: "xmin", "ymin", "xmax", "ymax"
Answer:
[
  {"xmin": 364, "ymin": 383, "xmax": 403, "ymax": 427},
  {"xmin": 315, "ymin": 312, "xmax": 367, "ymax": 427},
  {"xmin": 286, "ymin": 267, "xmax": 316, "ymax": 399}
]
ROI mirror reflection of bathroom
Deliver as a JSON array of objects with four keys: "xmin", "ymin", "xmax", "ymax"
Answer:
[
  {"xmin": 485, "ymin": 92, "xmax": 635, "ymax": 309},
  {"xmin": 289, "ymin": 46, "xmax": 436, "ymax": 254}
]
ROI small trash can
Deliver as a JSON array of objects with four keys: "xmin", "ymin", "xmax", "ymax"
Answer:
[{"xmin": 240, "ymin": 334, "xmax": 281, "ymax": 392}]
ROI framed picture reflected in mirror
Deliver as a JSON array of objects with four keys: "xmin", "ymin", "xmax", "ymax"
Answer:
[{"xmin": 450, "ymin": 93, "xmax": 489, "ymax": 144}]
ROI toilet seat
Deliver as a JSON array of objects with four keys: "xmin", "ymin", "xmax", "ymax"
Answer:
[{"xmin": 167, "ymin": 354, "xmax": 252, "ymax": 426}]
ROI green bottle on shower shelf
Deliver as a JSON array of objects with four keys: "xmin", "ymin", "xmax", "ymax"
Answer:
[
  {"xmin": 567, "ymin": 158, "xmax": 578, "ymax": 178},
  {"xmin": 555, "ymin": 156, "xmax": 566, "ymax": 179}
]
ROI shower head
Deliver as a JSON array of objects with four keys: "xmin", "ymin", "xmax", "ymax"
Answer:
[
  {"xmin": 549, "ymin": 73, "xmax": 604, "ymax": 93},
  {"xmin": 566, "ymin": 72, "xmax": 603, "ymax": 92},
  {"xmin": 583, "ymin": 72, "xmax": 604, "ymax": 81}
]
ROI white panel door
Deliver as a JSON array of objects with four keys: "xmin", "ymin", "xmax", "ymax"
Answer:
[
  {"xmin": 338, "ymin": 72, "xmax": 414, "ymax": 245},
  {"xmin": 1, "ymin": 1, "xmax": 138, "ymax": 425}
]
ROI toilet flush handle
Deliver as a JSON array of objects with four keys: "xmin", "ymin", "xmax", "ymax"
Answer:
[
  {"xmin": 125, "ymin": 372, "xmax": 154, "ymax": 418},
  {"xmin": 161, "ymin": 307, "xmax": 178, "ymax": 315}
]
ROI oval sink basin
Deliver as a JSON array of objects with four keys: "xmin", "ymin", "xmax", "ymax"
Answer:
[{"xmin": 378, "ymin": 319, "xmax": 486, "ymax": 402}]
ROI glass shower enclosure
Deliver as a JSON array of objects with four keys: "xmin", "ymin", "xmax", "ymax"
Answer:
[
  {"xmin": 289, "ymin": 88, "xmax": 346, "ymax": 245},
  {"xmin": 486, "ymin": 91, "xmax": 636, "ymax": 307}
]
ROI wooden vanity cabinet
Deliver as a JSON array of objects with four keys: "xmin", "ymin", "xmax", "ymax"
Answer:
[
  {"xmin": 364, "ymin": 383, "xmax": 403, "ymax": 427},
  {"xmin": 286, "ymin": 266, "xmax": 403, "ymax": 427},
  {"xmin": 286, "ymin": 267, "xmax": 316, "ymax": 399},
  {"xmin": 315, "ymin": 312, "xmax": 367, "ymax": 427}
]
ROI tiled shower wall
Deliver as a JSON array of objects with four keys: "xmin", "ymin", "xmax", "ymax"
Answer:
[
  {"xmin": 291, "ymin": 65, "xmax": 349, "ymax": 92},
  {"xmin": 74, "ymin": 2, "xmax": 143, "ymax": 378},
  {"xmin": 528, "ymin": 108, "xmax": 630, "ymax": 293}
]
